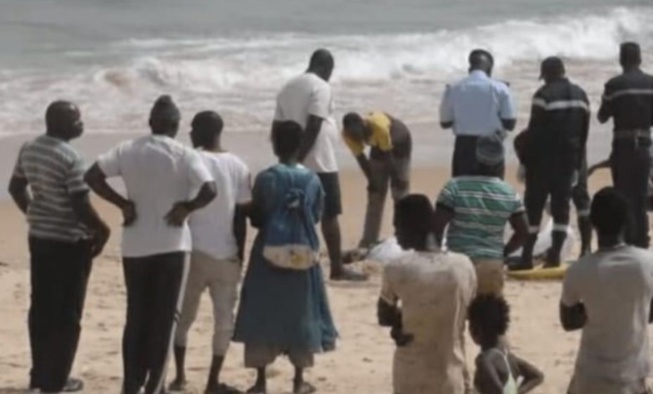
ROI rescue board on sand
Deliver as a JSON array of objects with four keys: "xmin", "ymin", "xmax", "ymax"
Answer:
[{"xmin": 506, "ymin": 262, "xmax": 573, "ymax": 281}]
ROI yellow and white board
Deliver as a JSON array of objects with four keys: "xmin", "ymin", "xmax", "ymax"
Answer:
[{"xmin": 507, "ymin": 262, "xmax": 573, "ymax": 281}]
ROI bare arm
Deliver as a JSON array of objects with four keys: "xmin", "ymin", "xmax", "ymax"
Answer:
[
  {"xmin": 505, "ymin": 212, "xmax": 528, "ymax": 257},
  {"xmin": 85, "ymin": 163, "xmax": 131, "ymax": 211},
  {"xmin": 355, "ymin": 154, "xmax": 373, "ymax": 182},
  {"xmin": 598, "ymin": 83, "xmax": 613, "ymax": 124},
  {"xmin": 297, "ymin": 115, "xmax": 323, "ymax": 163},
  {"xmin": 588, "ymin": 158, "xmax": 611, "ymax": 177},
  {"xmin": 560, "ymin": 302, "xmax": 587, "ymax": 331},
  {"xmin": 8, "ymin": 176, "xmax": 31, "ymax": 214},
  {"xmin": 474, "ymin": 356, "xmax": 504, "ymax": 394},
  {"xmin": 377, "ymin": 298, "xmax": 401, "ymax": 327},
  {"xmin": 233, "ymin": 203, "xmax": 248, "ymax": 262},
  {"xmin": 433, "ymin": 203, "xmax": 454, "ymax": 247},
  {"xmin": 501, "ymin": 118, "xmax": 517, "ymax": 132},
  {"xmin": 70, "ymin": 191, "xmax": 111, "ymax": 257},
  {"xmin": 165, "ymin": 181, "xmax": 217, "ymax": 227},
  {"xmin": 515, "ymin": 355, "xmax": 544, "ymax": 394}
]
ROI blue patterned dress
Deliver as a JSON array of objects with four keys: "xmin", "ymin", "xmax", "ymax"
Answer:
[{"xmin": 233, "ymin": 163, "xmax": 338, "ymax": 362}]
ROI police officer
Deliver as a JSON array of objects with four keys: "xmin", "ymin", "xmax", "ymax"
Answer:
[
  {"xmin": 598, "ymin": 42, "xmax": 653, "ymax": 248},
  {"xmin": 440, "ymin": 49, "xmax": 516, "ymax": 177},
  {"xmin": 514, "ymin": 57, "xmax": 590, "ymax": 270}
]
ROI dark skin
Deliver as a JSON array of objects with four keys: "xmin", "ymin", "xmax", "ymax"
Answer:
[
  {"xmin": 471, "ymin": 331, "xmax": 543, "ymax": 394},
  {"xmin": 344, "ymin": 114, "xmax": 410, "ymax": 192},
  {"xmin": 441, "ymin": 54, "xmax": 516, "ymax": 132},
  {"xmin": 170, "ymin": 124, "xmax": 249, "ymax": 394},
  {"xmin": 376, "ymin": 216, "xmax": 431, "ymax": 348},
  {"xmin": 246, "ymin": 129, "xmax": 316, "ymax": 394},
  {"xmin": 84, "ymin": 112, "xmax": 217, "ymax": 230},
  {"xmin": 9, "ymin": 103, "xmax": 110, "ymax": 257}
]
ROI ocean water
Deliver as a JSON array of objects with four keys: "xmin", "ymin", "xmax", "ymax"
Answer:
[{"xmin": 0, "ymin": 0, "xmax": 652, "ymax": 147}]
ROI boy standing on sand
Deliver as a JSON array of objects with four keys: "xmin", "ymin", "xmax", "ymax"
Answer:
[
  {"xmin": 468, "ymin": 294, "xmax": 543, "ymax": 394},
  {"xmin": 9, "ymin": 101, "xmax": 110, "ymax": 393},
  {"xmin": 169, "ymin": 111, "xmax": 251, "ymax": 394},
  {"xmin": 561, "ymin": 187, "xmax": 653, "ymax": 393},
  {"xmin": 85, "ymin": 96, "xmax": 217, "ymax": 394},
  {"xmin": 273, "ymin": 49, "xmax": 366, "ymax": 281},
  {"xmin": 341, "ymin": 111, "xmax": 412, "ymax": 250},
  {"xmin": 378, "ymin": 194, "xmax": 476, "ymax": 394}
]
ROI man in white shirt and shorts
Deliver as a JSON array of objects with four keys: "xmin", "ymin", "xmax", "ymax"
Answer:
[
  {"xmin": 561, "ymin": 187, "xmax": 653, "ymax": 394},
  {"xmin": 273, "ymin": 49, "xmax": 366, "ymax": 281},
  {"xmin": 85, "ymin": 96, "xmax": 217, "ymax": 394},
  {"xmin": 169, "ymin": 111, "xmax": 251, "ymax": 394}
]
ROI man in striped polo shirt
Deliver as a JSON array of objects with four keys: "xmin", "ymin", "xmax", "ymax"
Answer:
[
  {"xmin": 9, "ymin": 101, "xmax": 110, "ymax": 393},
  {"xmin": 516, "ymin": 57, "xmax": 590, "ymax": 270},
  {"xmin": 433, "ymin": 133, "xmax": 528, "ymax": 295}
]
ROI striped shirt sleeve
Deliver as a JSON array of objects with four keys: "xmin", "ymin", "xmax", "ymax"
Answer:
[
  {"xmin": 437, "ymin": 180, "xmax": 457, "ymax": 209},
  {"xmin": 12, "ymin": 145, "xmax": 26, "ymax": 179},
  {"xmin": 66, "ymin": 153, "xmax": 89, "ymax": 194}
]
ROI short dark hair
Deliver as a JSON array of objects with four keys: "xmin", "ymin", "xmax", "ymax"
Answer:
[
  {"xmin": 150, "ymin": 95, "xmax": 181, "ymax": 134},
  {"xmin": 620, "ymin": 42, "xmax": 642, "ymax": 67},
  {"xmin": 191, "ymin": 111, "xmax": 224, "ymax": 149},
  {"xmin": 590, "ymin": 187, "xmax": 631, "ymax": 237},
  {"xmin": 309, "ymin": 48, "xmax": 334, "ymax": 70},
  {"xmin": 468, "ymin": 294, "xmax": 510, "ymax": 341},
  {"xmin": 343, "ymin": 112, "xmax": 364, "ymax": 130},
  {"xmin": 45, "ymin": 100, "xmax": 76, "ymax": 132},
  {"xmin": 394, "ymin": 194, "xmax": 434, "ymax": 235},
  {"xmin": 273, "ymin": 121, "xmax": 303, "ymax": 158},
  {"xmin": 469, "ymin": 49, "xmax": 494, "ymax": 68}
]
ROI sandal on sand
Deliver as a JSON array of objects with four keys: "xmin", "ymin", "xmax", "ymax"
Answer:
[
  {"xmin": 246, "ymin": 384, "xmax": 266, "ymax": 394},
  {"xmin": 330, "ymin": 267, "xmax": 368, "ymax": 282},
  {"xmin": 294, "ymin": 382, "xmax": 317, "ymax": 394},
  {"xmin": 207, "ymin": 383, "xmax": 242, "ymax": 394},
  {"xmin": 168, "ymin": 379, "xmax": 187, "ymax": 392}
]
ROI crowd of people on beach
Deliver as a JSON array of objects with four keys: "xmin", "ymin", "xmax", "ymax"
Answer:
[{"xmin": 7, "ymin": 39, "xmax": 653, "ymax": 394}]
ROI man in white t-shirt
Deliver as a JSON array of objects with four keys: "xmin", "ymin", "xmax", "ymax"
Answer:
[
  {"xmin": 561, "ymin": 187, "xmax": 653, "ymax": 394},
  {"xmin": 168, "ymin": 111, "xmax": 251, "ymax": 394},
  {"xmin": 85, "ymin": 96, "xmax": 216, "ymax": 394},
  {"xmin": 273, "ymin": 49, "xmax": 366, "ymax": 281}
]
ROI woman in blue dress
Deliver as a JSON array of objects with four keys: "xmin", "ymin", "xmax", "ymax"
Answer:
[{"xmin": 233, "ymin": 120, "xmax": 338, "ymax": 394}]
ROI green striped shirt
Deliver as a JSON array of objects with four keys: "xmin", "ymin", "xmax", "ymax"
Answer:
[{"xmin": 437, "ymin": 176, "xmax": 524, "ymax": 260}]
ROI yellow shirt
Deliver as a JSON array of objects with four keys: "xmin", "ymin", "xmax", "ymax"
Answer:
[{"xmin": 343, "ymin": 111, "xmax": 393, "ymax": 156}]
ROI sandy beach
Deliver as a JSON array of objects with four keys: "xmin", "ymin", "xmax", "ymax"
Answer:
[{"xmin": 0, "ymin": 158, "xmax": 631, "ymax": 394}]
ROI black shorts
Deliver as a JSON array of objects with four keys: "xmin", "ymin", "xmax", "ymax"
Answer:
[{"xmin": 317, "ymin": 172, "xmax": 342, "ymax": 219}]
